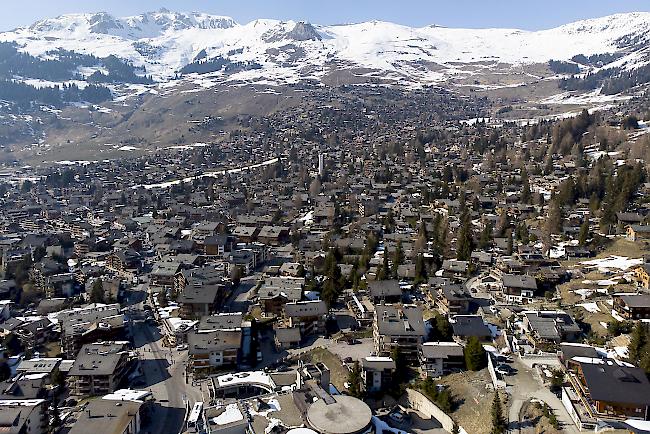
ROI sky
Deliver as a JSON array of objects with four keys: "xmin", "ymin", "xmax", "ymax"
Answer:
[{"xmin": 1, "ymin": 0, "xmax": 649, "ymax": 32}]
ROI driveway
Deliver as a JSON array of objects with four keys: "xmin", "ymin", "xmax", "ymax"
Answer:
[{"xmin": 506, "ymin": 358, "xmax": 579, "ymax": 434}]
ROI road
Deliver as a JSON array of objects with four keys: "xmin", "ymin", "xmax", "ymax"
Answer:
[
  {"xmin": 129, "ymin": 301, "xmax": 203, "ymax": 434},
  {"xmin": 223, "ymin": 273, "xmax": 261, "ymax": 312},
  {"xmin": 506, "ymin": 358, "xmax": 579, "ymax": 434},
  {"xmin": 132, "ymin": 157, "xmax": 279, "ymax": 190}
]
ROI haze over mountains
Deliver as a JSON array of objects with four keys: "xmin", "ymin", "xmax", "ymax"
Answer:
[{"xmin": 1, "ymin": 9, "xmax": 649, "ymax": 86}]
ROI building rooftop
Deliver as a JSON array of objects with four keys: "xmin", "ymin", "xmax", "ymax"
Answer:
[
  {"xmin": 68, "ymin": 342, "xmax": 127, "ymax": 377},
  {"xmin": 580, "ymin": 361, "xmax": 650, "ymax": 407},
  {"xmin": 68, "ymin": 399, "xmax": 142, "ymax": 434},
  {"xmin": 306, "ymin": 394, "xmax": 372, "ymax": 434},
  {"xmin": 375, "ymin": 304, "xmax": 426, "ymax": 337}
]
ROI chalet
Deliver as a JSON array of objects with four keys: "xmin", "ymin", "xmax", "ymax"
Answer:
[
  {"xmin": 368, "ymin": 280, "xmax": 402, "ymax": 304},
  {"xmin": 419, "ymin": 342, "xmax": 465, "ymax": 377},
  {"xmin": 187, "ymin": 315, "xmax": 243, "ymax": 371},
  {"xmin": 232, "ymin": 226, "xmax": 259, "ymax": 243},
  {"xmin": 68, "ymin": 398, "xmax": 143, "ymax": 434},
  {"xmin": 257, "ymin": 226, "xmax": 290, "ymax": 246},
  {"xmin": 177, "ymin": 282, "xmax": 225, "ymax": 319},
  {"xmin": 568, "ymin": 359, "xmax": 650, "ymax": 421},
  {"xmin": 258, "ymin": 277, "xmax": 304, "ymax": 316},
  {"xmin": 522, "ymin": 311, "xmax": 581, "ymax": 348},
  {"xmin": 436, "ymin": 284, "xmax": 472, "ymax": 316},
  {"xmin": 203, "ymin": 235, "xmax": 234, "ymax": 257},
  {"xmin": 633, "ymin": 264, "xmax": 650, "ymax": 290},
  {"xmin": 626, "ymin": 225, "xmax": 650, "ymax": 242},
  {"xmin": 451, "ymin": 315, "xmax": 491, "ymax": 342},
  {"xmin": 150, "ymin": 261, "xmax": 182, "ymax": 290},
  {"xmin": 441, "ymin": 260, "xmax": 469, "ymax": 281},
  {"xmin": 106, "ymin": 249, "xmax": 141, "ymax": 275},
  {"xmin": 612, "ymin": 294, "xmax": 650, "ymax": 321},
  {"xmin": 501, "ymin": 273, "xmax": 538, "ymax": 303},
  {"xmin": 0, "ymin": 399, "xmax": 47, "ymax": 434},
  {"xmin": 274, "ymin": 327, "xmax": 301, "ymax": 350}
]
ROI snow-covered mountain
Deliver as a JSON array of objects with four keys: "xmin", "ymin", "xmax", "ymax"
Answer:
[{"xmin": 2, "ymin": 9, "xmax": 650, "ymax": 86}]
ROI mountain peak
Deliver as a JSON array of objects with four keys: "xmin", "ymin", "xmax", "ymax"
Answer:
[
  {"xmin": 286, "ymin": 22, "xmax": 322, "ymax": 41},
  {"xmin": 7, "ymin": 10, "xmax": 650, "ymax": 86}
]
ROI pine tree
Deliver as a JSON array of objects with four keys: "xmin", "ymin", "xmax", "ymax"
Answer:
[
  {"xmin": 506, "ymin": 230, "xmax": 513, "ymax": 256},
  {"xmin": 415, "ymin": 221, "xmax": 429, "ymax": 252},
  {"xmin": 464, "ymin": 337, "xmax": 487, "ymax": 371},
  {"xmin": 377, "ymin": 250, "xmax": 390, "ymax": 281},
  {"xmin": 456, "ymin": 211, "xmax": 474, "ymax": 261},
  {"xmin": 391, "ymin": 346, "xmax": 406, "ymax": 385},
  {"xmin": 90, "ymin": 278, "xmax": 105, "ymax": 303},
  {"xmin": 546, "ymin": 199, "xmax": 562, "ymax": 235},
  {"xmin": 578, "ymin": 218, "xmax": 590, "ymax": 246},
  {"xmin": 347, "ymin": 361, "xmax": 363, "ymax": 398},
  {"xmin": 640, "ymin": 341, "xmax": 650, "ymax": 377},
  {"xmin": 478, "ymin": 221, "xmax": 493, "ymax": 250},
  {"xmin": 322, "ymin": 250, "xmax": 342, "ymax": 307},
  {"xmin": 414, "ymin": 253, "xmax": 427, "ymax": 285},
  {"xmin": 629, "ymin": 323, "xmax": 648, "ymax": 365},
  {"xmin": 521, "ymin": 168, "xmax": 531, "ymax": 204},
  {"xmin": 490, "ymin": 392, "xmax": 507, "ymax": 434},
  {"xmin": 392, "ymin": 240, "xmax": 404, "ymax": 279}
]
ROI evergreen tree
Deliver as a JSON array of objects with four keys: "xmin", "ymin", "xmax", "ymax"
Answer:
[
  {"xmin": 392, "ymin": 240, "xmax": 404, "ymax": 279},
  {"xmin": 546, "ymin": 199, "xmax": 563, "ymax": 235},
  {"xmin": 578, "ymin": 218, "xmax": 590, "ymax": 246},
  {"xmin": 464, "ymin": 336, "xmax": 487, "ymax": 371},
  {"xmin": 521, "ymin": 168, "xmax": 531, "ymax": 204},
  {"xmin": 391, "ymin": 346, "xmax": 406, "ymax": 385},
  {"xmin": 90, "ymin": 278, "xmax": 105, "ymax": 303},
  {"xmin": 347, "ymin": 361, "xmax": 363, "ymax": 398},
  {"xmin": 490, "ymin": 392, "xmax": 507, "ymax": 434},
  {"xmin": 629, "ymin": 323, "xmax": 648, "ymax": 365},
  {"xmin": 322, "ymin": 250, "xmax": 342, "ymax": 307},
  {"xmin": 415, "ymin": 220, "xmax": 429, "ymax": 252},
  {"xmin": 640, "ymin": 341, "xmax": 650, "ymax": 377},
  {"xmin": 429, "ymin": 314, "xmax": 453, "ymax": 342},
  {"xmin": 506, "ymin": 229, "xmax": 513, "ymax": 256},
  {"xmin": 414, "ymin": 253, "xmax": 427, "ymax": 285},
  {"xmin": 377, "ymin": 250, "xmax": 390, "ymax": 281},
  {"xmin": 456, "ymin": 211, "xmax": 474, "ymax": 261},
  {"xmin": 478, "ymin": 221, "xmax": 493, "ymax": 250}
]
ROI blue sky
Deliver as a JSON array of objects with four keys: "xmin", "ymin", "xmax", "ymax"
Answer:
[{"xmin": 2, "ymin": 0, "xmax": 649, "ymax": 31}]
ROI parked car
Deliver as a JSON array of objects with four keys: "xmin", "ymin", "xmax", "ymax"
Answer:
[
  {"xmin": 494, "ymin": 354, "xmax": 513, "ymax": 364},
  {"xmin": 388, "ymin": 411, "xmax": 410, "ymax": 424},
  {"xmin": 496, "ymin": 364, "xmax": 515, "ymax": 376}
]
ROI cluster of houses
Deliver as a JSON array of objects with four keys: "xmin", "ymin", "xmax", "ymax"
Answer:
[{"xmin": 0, "ymin": 83, "xmax": 649, "ymax": 433}]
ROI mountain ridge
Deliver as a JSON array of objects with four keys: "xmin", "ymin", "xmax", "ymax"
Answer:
[{"xmin": 1, "ymin": 10, "xmax": 649, "ymax": 87}]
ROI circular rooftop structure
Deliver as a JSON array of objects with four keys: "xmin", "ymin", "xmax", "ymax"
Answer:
[
  {"xmin": 306, "ymin": 395, "xmax": 372, "ymax": 434},
  {"xmin": 287, "ymin": 429, "xmax": 318, "ymax": 434}
]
